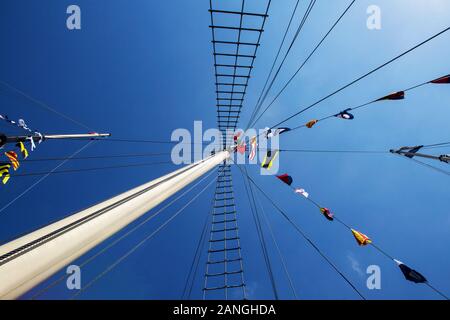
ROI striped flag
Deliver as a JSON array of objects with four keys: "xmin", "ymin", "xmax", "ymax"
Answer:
[
  {"xmin": 249, "ymin": 136, "xmax": 257, "ymax": 161},
  {"xmin": 0, "ymin": 163, "xmax": 11, "ymax": 185},
  {"xmin": 5, "ymin": 151, "xmax": 19, "ymax": 171}
]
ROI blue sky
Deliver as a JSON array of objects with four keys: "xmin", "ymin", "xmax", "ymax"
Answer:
[{"xmin": 0, "ymin": 0, "xmax": 449, "ymax": 300}]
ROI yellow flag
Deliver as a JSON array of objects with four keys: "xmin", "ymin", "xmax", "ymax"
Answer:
[
  {"xmin": 16, "ymin": 141, "xmax": 29, "ymax": 159},
  {"xmin": 351, "ymin": 229, "xmax": 372, "ymax": 246}
]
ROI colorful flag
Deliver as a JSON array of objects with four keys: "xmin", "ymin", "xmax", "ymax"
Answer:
[
  {"xmin": 335, "ymin": 108, "xmax": 354, "ymax": 120},
  {"xmin": 394, "ymin": 259, "xmax": 427, "ymax": 283},
  {"xmin": 376, "ymin": 91, "xmax": 405, "ymax": 101},
  {"xmin": 261, "ymin": 150, "xmax": 279, "ymax": 169},
  {"xmin": 430, "ymin": 74, "xmax": 450, "ymax": 84},
  {"xmin": 276, "ymin": 174, "xmax": 293, "ymax": 186},
  {"xmin": 249, "ymin": 136, "xmax": 257, "ymax": 161},
  {"xmin": 236, "ymin": 143, "xmax": 246, "ymax": 155},
  {"xmin": 0, "ymin": 163, "xmax": 11, "ymax": 185},
  {"xmin": 5, "ymin": 151, "xmax": 19, "ymax": 171},
  {"xmin": 16, "ymin": 141, "xmax": 29, "ymax": 159},
  {"xmin": 233, "ymin": 132, "xmax": 242, "ymax": 144},
  {"xmin": 295, "ymin": 188, "xmax": 309, "ymax": 198},
  {"xmin": 27, "ymin": 136, "xmax": 36, "ymax": 151},
  {"xmin": 320, "ymin": 208, "xmax": 334, "ymax": 221},
  {"xmin": 305, "ymin": 119, "xmax": 318, "ymax": 128},
  {"xmin": 351, "ymin": 228, "xmax": 372, "ymax": 246},
  {"xmin": 267, "ymin": 127, "xmax": 290, "ymax": 138}
]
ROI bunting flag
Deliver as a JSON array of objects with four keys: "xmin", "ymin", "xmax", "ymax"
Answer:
[
  {"xmin": 17, "ymin": 119, "xmax": 29, "ymax": 130},
  {"xmin": 5, "ymin": 151, "xmax": 19, "ymax": 171},
  {"xmin": 266, "ymin": 127, "xmax": 291, "ymax": 138},
  {"xmin": 320, "ymin": 208, "xmax": 334, "ymax": 221},
  {"xmin": 0, "ymin": 115, "xmax": 42, "ymax": 139},
  {"xmin": 430, "ymin": 74, "xmax": 450, "ymax": 84},
  {"xmin": 404, "ymin": 146, "xmax": 423, "ymax": 158},
  {"xmin": 0, "ymin": 163, "xmax": 11, "ymax": 184},
  {"xmin": 335, "ymin": 108, "xmax": 354, "ymax": 120},
  {"xmin": 233, "ymin": 132, "xmax": 242, "ymax": 144},
  {"xmin": 276, "ymin": 174, "xmax": 293, "ymax": 186},
  {"xmin": 36, "ymin": 132, "xmax": 44, "ymax": 144},
  {"xmin": 351, "ymin": 228, "xmax": 372, "ymax": 246},
  {"xmin": 394, "ymin": 145, "xmax": 423, "ymax": 158},
  {"xmin": 305, "ymin": 119, "xmax": 318, "ymax": 128},
  {"xmin": 16, "ymin": 141, "xmax": 29, "ymax": 159},
  {"xmin": 294, "ymin": 188, "xmax": 309, "ymax": 198},
  {"xmin": 376, "ymin": 91, "xmax": 405, "ymax": 101},
  {"xmin": 261, "ymin": 150, "xmax": 279, "ymax": 169},
  {"xmin": 249, "ymin": 136, "xmax": 257, "ymax": 161},
  {"xmin": 236, "ymin": 143, "xmax": 246, "ymax": 155},
  {"xmin": 27, "ymin": 136, "xmax": 36, "ymax": 151},
  {"xmin": 394, "ymin": 260, "xmax": 427, "ymax": 283}
]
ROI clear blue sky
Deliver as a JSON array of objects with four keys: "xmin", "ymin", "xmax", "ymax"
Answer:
[{"xmin": 0, "ymin": 0, "xmax": 449, "ymax": 300}]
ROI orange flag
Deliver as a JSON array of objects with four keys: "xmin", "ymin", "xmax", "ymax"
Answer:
[
  {"xmin": 305, "ymin": 119, "xmax": 318, "ymax": 128},
  {"xmin": 5, "ymin": 151, "xmax": 19, "ymax": 171},
  {"xmin": 351, "ymin": 229, "xmax": 372, "ymax": 246}
]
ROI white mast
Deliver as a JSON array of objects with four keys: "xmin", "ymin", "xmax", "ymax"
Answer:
[{"xmin": 0, "ymin": 150, "xmax": 230, "ymax": 299}]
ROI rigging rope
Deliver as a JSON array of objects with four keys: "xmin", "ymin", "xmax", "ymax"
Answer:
[
  {"xmin": 0, "ymin": 80, "xmax": 94, "ymax": 131},
  {"xmin": 246, "ymin": 0, "xmax": 301, "ymax": 128},
  {"xmin": 241, "ymin": 166, "xmax": 279, "ymax": 299},
  {"xmin": 266, "ymin": 26, "xmax": 450, "ymax": 130},
  {"xmin": 30, "ymin": 165, "xmax": 220, "ymax": 299},
  {"xmin": 255, "ymin": 188, "xmax": 299, "ymax": 299},
  {"xmin": 236, "ymin": 163, "xmax": 366, "ymax": 299},
  {"xmin": 68, "ymin": 169, "xmax": 220, "ymax": 299},
  {"xmin": 181, "ymin": 191, "xmax": 215, "ymax": 300},
  {"xmin": 9, "ymin": 161, "xmax": 175, "ymax": 177},
  {"xmin": 0, "ymin": 140, "xmax": 95, "ymax": 215},
  {"xmin": 250, "ymin": 0, "xmax": 357, "ymax": 128},
  {"xmin": 246, "ymin": 164, "xmax": 449, "ymax": 299},
  {"xmin": 247, "ymin": 0, "xmax": 317, "ymax": 128}
]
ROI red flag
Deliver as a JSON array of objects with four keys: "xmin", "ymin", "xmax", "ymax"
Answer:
[
  {"xmin": 376, "ymin": 91, "xmax": 405, "ymax": 101},
  {"xmin": 320, "ymin": 208, "xmax": 334, "ymax": 221},
  {"xmin": 430, "ymin": 75, "xmax": 450, "ymax": 84},
  {"xmin": 276, "ymin": 174, "xmax": 293, "ymax": 186},
  {"xmin": 237, "ymin": 143, "xmax": 246, "ymax": 155}
]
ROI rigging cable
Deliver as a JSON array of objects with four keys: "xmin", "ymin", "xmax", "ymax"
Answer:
[
  {"xmin": 252, "ymin": 164, "xmax": 449, "ymax": 299},
  {"xmin": 254, "ymin": 187, "xmax": 299, "ymax": 299},
  {"xmin": 250, "ymin": 0, "xmax": 357, "ymax": 127},
  {"xmin": 246, "ymin": 0, "xmax": 301, "ymax": 127},
  {"xmin": 0, "ymin": 140, "xmax": 95, "ymax": 215},
  {"xmin": 266, "ymin": 26, "xmax": 450, "ymax": 130},
  {"xmin": 247, "ymin": 0, "xmax": 317, "ymax": 128},
  {"xmin": 181, "ymin": 187, "xmax": 215, "ymax": 299},
  {"xmin": 0, "ymin": 80, "xmax": 93, "ymax": 131},
  {"xmin": 10, "ymin": 161, "xmax": 175, "ymax": 177},
  {"xmin": 236, "ymin": 163, "xmax": 366, "ymax": 299},
  {"xmin": 68, "ymin": 168, "xmax": 220, "ymax": 299},
  {"xmin": 241, "ymin": 165, "xmax": 279, "ymax": 299},
  {"xmin": 31, "ymin": 165, "xmax": 221, "ymax": 299}
]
